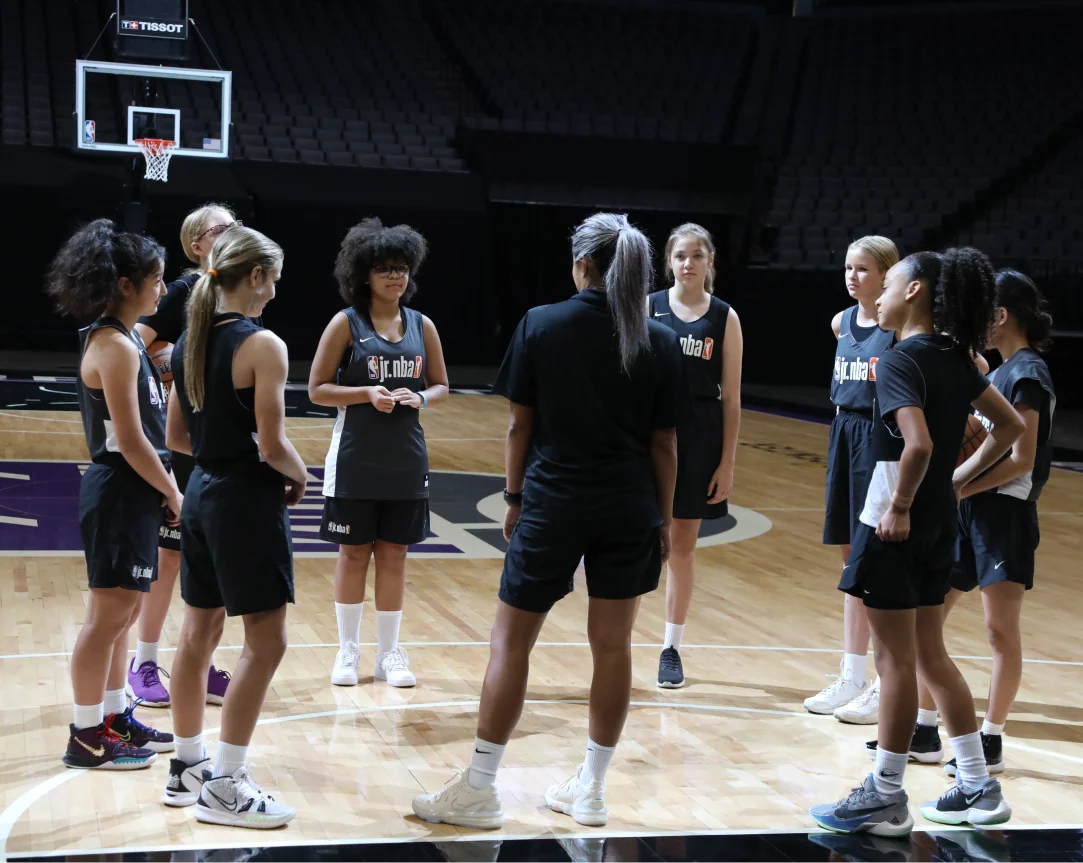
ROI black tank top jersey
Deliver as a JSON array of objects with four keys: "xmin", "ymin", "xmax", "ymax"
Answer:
[
  {"xmin": 646, "ymin": 290, "xmax": 729, "ymax": 400},
  {"xmin": 830, "ymin": 306, "xmax": 895, "ymax": 412},
  {"xmin": 975, "ymin": 348, "xmax": 1056, "ymax": 502},
  {"xmin": 77, "ymin": 317, "xmax": 169, "ymax": 467},
  {"xmin": 172, "ymin": 314, "xmax": 262, "ymax": 466},
  {"xmin": 323, "ymin": 306, "xmax": 428, "ymax": 500}
]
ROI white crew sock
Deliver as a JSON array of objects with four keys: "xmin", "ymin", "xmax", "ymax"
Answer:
[
  {"xmin": 214, "ymin": 741, "xmax": 248, "ymax": 778},
  {"xmin": 582, "ymin": 738, "xmax": 616, "ymax": 786},
  {"xmin": 73, "ymin": 702, "xmax": 104, "ymax": 730},
  {"xmin": 873, "ymin": 747, "xmax": 908, "ymax": 796},
  {"xmin": 981, "ymin": 719, "xmax": 1005, "ymax": 737},
  {"xmin": 467, "ymin": 737, "xmax": 505, "ymax": 790},
  {"xmin": 376, "ymin": 609, "xmax": 402, "ymax": 656},
  {"xmin": 918, "ymin": 708, "xmax": 939, "ymax": 728},
  {"xmin": 104, "ymin": 687, "xmax": 127, "ymax": 716},
  {"xmin": 133, "ymin": 640, "xmax": 159, "ymax": 669},
  {"xmin": 175, "ymin": 733, "xmax": 208, "ymax": 765},
  {"xmin": 335, "ymin": 601, "xmax": 363, "ymax": 649},
  {"xmin": 663, "ymin": 622, "xmax": 685, "ymax": 651},
  {"xmin": 842, "ymin": 652, "xmax": 867, "ymax": 685},
  {"xmin": 951, "ymin": 732, "xmax": 990, "ymax": 788}
]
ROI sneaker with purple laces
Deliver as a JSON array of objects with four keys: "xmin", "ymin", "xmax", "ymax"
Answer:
[
  {"xmin": 207, "ymin": 665, "xmax": 231, "ymax": 705},
  {"xmin": 126, "ymin": 658, "xmax": 170, "ymax": 707}
]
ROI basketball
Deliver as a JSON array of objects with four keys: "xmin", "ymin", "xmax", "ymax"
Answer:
[
  {"xmin": 147, "ymin": 340, "xmax": 174, "ymax": 389},
  {"xmin": 957, "ymin": 413, "xmax": 988, "ymax": 466}
]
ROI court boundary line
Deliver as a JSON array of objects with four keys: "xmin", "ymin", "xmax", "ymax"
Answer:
[{"xmin": 3, "ymin": 695, "xmax": 1082, "ymax": 860}]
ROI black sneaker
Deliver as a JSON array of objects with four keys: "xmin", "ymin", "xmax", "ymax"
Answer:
[
  {"xmin": 62, "ymin": 720, "xmax": 156, "ymax": 770},
  {"xmin": 657, "ymin": 647, "xmax": 685, "ymax": 688},
  {"xmin": 866, "ymin": 723, "xmax": 943, "ymax": 763},
  {"xmin": 944, "ymin": 732, "xmax": 1005, "ymax": 776},
  {"xmin": 110, "ymin": 699, "xmax": 175, "ymax": 752}
]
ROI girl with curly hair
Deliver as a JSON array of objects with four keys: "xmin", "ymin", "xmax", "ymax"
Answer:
[{"xmin": 309, "ymin": 217, "xmax": 450, "ymax": 689}]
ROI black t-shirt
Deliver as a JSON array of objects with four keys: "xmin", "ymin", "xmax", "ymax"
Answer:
[
  {"xmin": 860, "ymin": 334, "xmax": 989, "ymax": 531},
  {"xmin": 493, "ymin": 288, "xmax": 686, "ymax": 525},
  {"xmin": 139, "ymin": 272, "xmax": 199, "ymax": 344}
]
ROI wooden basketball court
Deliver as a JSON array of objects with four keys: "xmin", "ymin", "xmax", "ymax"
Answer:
[{"xmin": 1, "ymin": 396, "xmax": 1081, "ymax": 857}]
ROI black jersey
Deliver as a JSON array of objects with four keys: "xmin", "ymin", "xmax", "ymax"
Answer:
[
  {"xmin": 138, "ymin": 272, "xmax": 263, "ymax": 344},
  {"xmin": 76, "ymin": 317, "xmax": 169, "ymax": 468},
  {"xmin": 830, "ymin": 306, "xmax": 895, "ymax": 412},
  {"xmin": 974, "ymin": 348, "xmax": 1055, "ymax": 502},
  {"xmin": 646, "ymin": 290, "xmax": 729, "ymax": 400},
  {"xmin": 859, "ymin": 335, "xmax": 989, "ymax": 532},
  {"xmin": 323, "ymin": 306, "xmax": 428, "ymax": 500},
  {"xmin": 172, "ymin": 314, "xmax": 263, "ymax": 466}
]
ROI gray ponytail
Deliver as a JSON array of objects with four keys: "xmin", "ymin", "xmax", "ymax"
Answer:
[{"xmin": 571, "ymin": 213, "xmax": 653, "ymax": 373}]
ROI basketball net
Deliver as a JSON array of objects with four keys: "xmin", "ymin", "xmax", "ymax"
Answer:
[{"xmin": 134, "ymin": 138, "xmax": 177, "ymax": 183}]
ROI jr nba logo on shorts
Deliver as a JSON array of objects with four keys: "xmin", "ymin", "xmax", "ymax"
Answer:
[{"xmin": 366, "ymin": 356, "xmax": 380, "ymax": 380}]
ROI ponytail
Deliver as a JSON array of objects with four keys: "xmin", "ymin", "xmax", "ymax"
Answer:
[
  {"xmin": 183, "ymin": 225, "xmax": 283, "ymax": 411},
  {"xmin": 994, "ymin": 268, "xmax": 1053, "ymax": 353},
  {"xmin": 571, "ymin": 213, "xmax": 653, "ymax": 373},
  {"xmin": 900, "ymin": 247, "xmax": 994, "ymax": 354}
]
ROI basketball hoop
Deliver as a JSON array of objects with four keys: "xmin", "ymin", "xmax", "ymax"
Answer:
[{"xmin": 134, "ymin": 138, "xmax": 177, "ymax": 182}]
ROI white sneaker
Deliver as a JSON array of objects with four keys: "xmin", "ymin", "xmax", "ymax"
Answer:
[
  {"xmin": 803, "ymin": 660, "xmax": 865, "ymax": 715},
  {"xmin": 544, "ymin": 763, "xmax": 608, "ymax": 826},
  {"xmin": 412, "ymin": 769, "xmax": 505, "ymax": 829},
  {"xmin": 161, "ymin": 756, "xmax": 211, "ymax": 807},
  {"xmin": 375, "ymin": 646, "xmax": 416, "ymax": 687},
  {"xmin": 331, "ymin": 641, "xmax": 360, "ymax": 686},
  {"xmin": 195, "ymin": 765, "xmax": 295, "ymax": 829},
  {"xmin": 834, "ymin": 676, "xmax": 880, "ymax": 725}
]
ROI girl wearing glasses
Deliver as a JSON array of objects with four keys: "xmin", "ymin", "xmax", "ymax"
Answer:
[
  {"xmin": 131, "ymin": 204, "xmax": 243, "ymax": 710},
  {"xmin": 309, "ymin": 218, "xmax": 450, "ymax": 689}
]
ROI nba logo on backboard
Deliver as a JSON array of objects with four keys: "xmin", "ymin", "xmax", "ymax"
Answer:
[
  {"xmin": 83, "ymin": 120, "xmax": 96, "ymax": 144},
  {"xmin": 366, "ymin": 356, "xmax": 380, "ymax": 380}
]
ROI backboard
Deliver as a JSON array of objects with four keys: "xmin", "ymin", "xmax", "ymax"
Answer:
[{"xmin": 75, "ymin": 59, "xmax": 231, "ymax": 160}]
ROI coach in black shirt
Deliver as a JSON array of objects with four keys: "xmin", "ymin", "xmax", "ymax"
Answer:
[{"xmin": 411, "ymin": 213, "xmax": 684, "ymax": 829}]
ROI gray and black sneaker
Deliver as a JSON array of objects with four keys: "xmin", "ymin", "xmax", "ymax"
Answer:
[
  {"xmin": 808, "ymin": 831, "xmax": 913, "ymax": 862},
  {"xmin": 810, "ymin": 774, "xmax": 914, "ymax": 837},
  {"xmin": 657, "ymin": 647, "xmax": 685, "ymax": 689},
  {"xmin": 919, "ymin": 777, "xmax": 1011, "ymax": 826},
  {"xmin": 944, "ymin": 732, "xmax": 1004, "ymax": 776},
  {"xmin": 866, "ymin": 723, "xmax": 943, "ymax": 764}
]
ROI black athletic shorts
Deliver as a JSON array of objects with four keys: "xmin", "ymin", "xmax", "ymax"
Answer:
[
  {"xmin": 320, "ymin": 497, "xmax": 430, "ymax": 546},
  {"xmin": 181, "ymin": 463, "xmax": 294, "ymax": 616},
  {"xmin": 952, "ymin": 494, "xmax": 1038, "ymax": 592},
  {"xmin": 840, "ymin": 521, "xmax": 957, "ymax": 610},
  {"xmin": 823, "ymin": 409, "xmax": 876, "ymax": 546},
  {"xmin": 500, "ymin": 508, "xmax": 662, "ymax": 613},
  {"xmin": 80, "ymin": 462, "xmax": 160, "ymax": 592},
  {"xmin": 158, "ymin": 451, "xmax": 194, "ymax": 552},
  {"xmin": 674, "ymin": 398, "xmax": 728, "ymax": 521}
]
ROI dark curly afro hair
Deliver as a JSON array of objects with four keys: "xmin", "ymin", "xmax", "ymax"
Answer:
[{"xmin": 334, "ymin": 217, "xmax": 428, "ymax": 310}]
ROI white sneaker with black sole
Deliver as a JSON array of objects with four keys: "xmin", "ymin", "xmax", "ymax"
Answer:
[
  {"xmin": 804, "ymin": 660, "xmax": 865, "ymax": 715},
  {"xmin": 834, "ymin": 676, "xmax": 880, "ymax": 725},
  {"xmin": 330, "ymin": 641, "xmax": 360, "ymax": 686},
  {"xmin": 375, "ymin": 646, "xmax": 416, "ymax": 687},
  {"xmin": 545, "ymin": 763, "xmax": 608, "ymax": 826},
  {"xmin": 195, "ymin": 766, "xmax": 296, "ymax": 829},
  {"xmin": 161, "ymin": 756, "xmax": 211, "ymax": 807},
  {"xmin": 412, "ymin": 769, "xmax": 505, "ymax": 829}
]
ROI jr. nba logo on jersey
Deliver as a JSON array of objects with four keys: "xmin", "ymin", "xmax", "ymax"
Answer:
[
  {"xmin": 835, "ymin": 355, "xmax": 878, "ymax": 383},
  {"xmin": 679, "ymin": 336, "xmax": 714, "ymax": 360},
  {"xmin": 367, "ymin": 356, "xmax": 380, "ymax": 380}
]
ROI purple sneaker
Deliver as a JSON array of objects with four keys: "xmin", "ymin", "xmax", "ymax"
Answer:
[
  {"xmin": 206, "ymin": 665, "xmax": 231, "ymax": 705},
  {"xmin": 126, "ymin": 659, "xmax": 170, "ymax": 707}
]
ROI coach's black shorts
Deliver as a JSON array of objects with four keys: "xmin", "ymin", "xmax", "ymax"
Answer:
[
  {"xmin": 181, "ymin": 463, "xmax": 294, "ymax": 616},
  {"xmin": 840, "ymin": 520, "xmax": 957, "ymax": 610},
  {"xmin": 824, "ymin": 409, "xmax": 876, "ymax": 546},
  {"xmin": 80, "ymin": 462, "xmax": 160, "ymax": 592},
  {"xmin": 320, "ymin": 497, "xmax": 430, "ymax": 546},
  {"xmin": 500, "ymin": 509, "xmax": 662, "ymax": 613},
  {"xmin": 158, "ymin": 451, "xmax": 194, "ymax": 551},
  {"xmin": 952, "ymin": 494, "xmax": 1038, "ymax": 592},
  {"xmin": 674, "ymin": 399, "xmax": 728, "ymax": 521}
]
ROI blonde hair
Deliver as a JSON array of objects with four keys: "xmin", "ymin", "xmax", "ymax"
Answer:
[
  {"xmin": 664, "ymin": 223, "xmax": 716, "ymax": 294},
  {"xmin": 184, "ymin": 226, "xmax": 283, "ymax": 410},
  {"xmin": 847, "ymin": 235, "xmax": 900, "ymax": 274},
  {"xmin": 180, "ymin": 203, "xmax": 236, "ymax": 265}
]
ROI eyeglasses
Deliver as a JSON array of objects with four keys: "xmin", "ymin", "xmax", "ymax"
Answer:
[
  {"xmin": 372, "ymin": 264, "xmax": 410, "ymax": 277},
  {"xmin": 195, "ymin": 220, "xmax": 242, "ymax": 243}
]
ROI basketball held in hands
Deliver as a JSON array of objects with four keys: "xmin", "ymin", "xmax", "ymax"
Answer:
[
  {"xmin": 148, "ymin": 340, "xmax": 174, "ymax": 397},
  {"xmin": 957, "ymin": 414, "xmax": 988, "ymax": 467}
]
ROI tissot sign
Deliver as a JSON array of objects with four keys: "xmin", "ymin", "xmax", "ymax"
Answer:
[{"xmin": 119, "ymin": 17, "xmax": 187, "ymax": 38}]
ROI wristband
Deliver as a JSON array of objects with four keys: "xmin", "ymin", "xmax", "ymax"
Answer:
[
  {"xmin": 419, "ymin": 391, "xmax": 428, "ymax": 409},
  {"xmin": 503, "ymin": 488, "xmax": 523, "ymax": 506}
]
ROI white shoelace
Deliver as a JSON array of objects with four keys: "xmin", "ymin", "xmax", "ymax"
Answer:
[
  {"xmin": 431, "ymin": 769, "xmax": 470, "ymax": 801},
  {"xmin": 849, "ymin": 680, "xmax": 879, "ymax": 708},
  {"xmin": 382, "ymin": 646, "xmax": 410, "ymax": 671},
  {"xmin": 816, "ymin": 674, "xmax": 850, "ymax": 698},
  {"xmin": 336, "ymin": 641, "xmax": 360, "ymax": 669}
]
